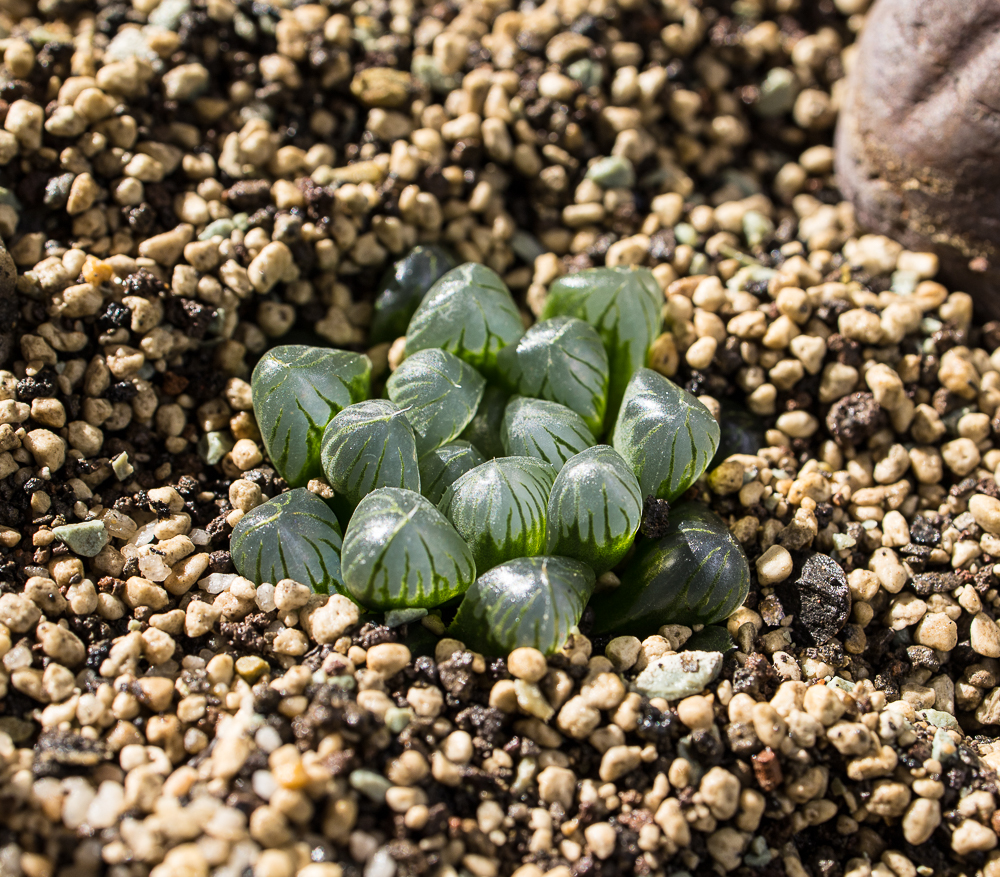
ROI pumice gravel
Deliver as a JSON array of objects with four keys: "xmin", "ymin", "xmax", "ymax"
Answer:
[{"xmin": 3, "ymin": 1, "xmax": 1000, "ymax": 877}]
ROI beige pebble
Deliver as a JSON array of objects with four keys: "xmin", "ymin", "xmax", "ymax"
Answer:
[
  {"xmin": 970, "ymin": 494, "xmax": 1000, "ymax": 536},
  {"xmin": 583, "ymin": 823, "xmax": 616, "ymax": 860},
  {"xmin": 508, "ymin": 647, "xmax": 548, "ymax": 683},
  {"xmin": 913, "ymin": 612, "xmax": 958, "ymax": 651},
  {"xmin": 366, "ymin": 643, "xmax": 411, "ymax": 677},
  {"xmin": 756, "ymin": 545, "xmax": 793, "ymax": 585},
  {"xmin": 970, "ymin": 614, "xmax": 1000, "ymax": 658}
]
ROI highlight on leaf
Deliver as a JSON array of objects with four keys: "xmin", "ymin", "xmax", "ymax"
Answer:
[
  {"xmin": 501, "ymin": 396, "xmax": 595, "ymax": 472},
  {"xmin": 418, "ymin": 441, "xmax": 487, "ymax": 506}
]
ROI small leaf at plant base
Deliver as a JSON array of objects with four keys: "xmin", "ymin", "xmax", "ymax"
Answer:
[
  {"xmin": 320, "ymin": 400, "xmax": 420, "ymax": 509},
  {"xmin": 461, "ymin": 384, "xmax": 508, "ymax": 459},
  {"xmin": 545, "ymin": 445, "xmax": 642, "ymax": 574},
  {"xmin": 451, "ymin": 556, "xmax": 595, "ymax": 656},
  {"xmin": 405, "ymin": 263, "xmax": 524, "ymax": 380},
  {"xmin": 371, "ymin": 244, "xmax": 456, "ymax": 344},
  {"xmin": 230, "ymin": 488, "xmax": 345, "ymax": 593},
  {"xmin": 684, "ymin": 625, "xmax": 736, "ymax": 654},
  {"xmin": 252, "ymin": 345, "xmax": 372, "ymax": 488},
  {"xmin": 440, "ymin": 457, "xmax": 556, "ymax": 573},
  {"xmin": 386, "ymin": 348, "xmax": 486, "ymax": 456},
  {"xmin": 341, "ymin": 488, "xmax": 476, "ymax": 610},
  {"xmin": 588, "ymin": 502, "xmax": 750, "ymax": 637},
  {"xmin": 419, "ymin": 440, "xmax": 486, "ymax": 506},
  {"xmin": 541, "ymin": 266, "xmax": 660, "ymax": 421},
  {"xmin": 498, "ymin": 316, "xmax": 609, "ymax": 435},
  {"xmin": 612, "ymin": 368, "xmax": 720, "ymax": 502},
  {"xmin": 501, "ymin": 396, "xmax": 595, "ymax": 472}
]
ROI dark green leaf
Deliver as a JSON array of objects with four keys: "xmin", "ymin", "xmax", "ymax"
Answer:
[
  {"xmin": 541, "ymin": 266, "xmax": 661, "ymax": 421},
  {"xmin": 251, "ymin": 345, "xmax": 371, "ymax": 488},
  {"xmin": 371, "ymin": 245, "xmax": 456, "ymax": 343},
  {"xmin": 712, "ymin": 397, "xmax": 765, "ymax": 466},
  {"xmin": 386, "ymin": 348, "xmax": 485, "ymax": 455},
  {"xmin": 612, "ymin": 368, "xmax": 720, "ymax": 502},
  {"xmin": 320, "ymin": 400, "xmax": 420, "ymax": 509},
  {"xmin": 501, "ymin": 396, "xmax": 595, "ymax": 471},
  {"xmin": 451, "ymin": 556, "xmax": 595, "ymax": 656},
  {"xmin": 405, "ymin": 263, "xmax": 524, "ymax": 380},
  {"xmin": 341, "ymin": 488, "xmax": 476, "ymax": 610},
  {"xmin": 545, "ymin": 445, "xmax": 642, "ymax": 574},
  {"xmin": 460, "ymin": 384, "xmax": 508, "ymax": 459},
  {"xmin": 497, "ymin": 316, "xmax": 609, "ymax": 435},
  {"xmin": 589, "ymin": 502, "xmax": 750, "ymax": 636},
  {"xmin": 684, "ymin": 625, "xmax": 736, "ymax": 654},
  {"xmin": 230, "ymin": 488, "xmax": 344, "ymax": 593},
  {"xmin": 440, "ymin": 457, "xmax": 556, "ymax": 572},
  {"xmin": 419, "ymin": 441, "xmax": 486, "ymax": 506}
]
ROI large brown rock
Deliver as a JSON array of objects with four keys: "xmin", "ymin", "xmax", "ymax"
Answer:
[{"xmin": 835, "ymin": 0, "xmax": 1000, "ymax": 317}]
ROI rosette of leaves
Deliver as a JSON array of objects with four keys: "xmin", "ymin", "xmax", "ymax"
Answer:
[
  {"xmin": 440, "ymin": 456, "xmax": 556, "ymax": 572},
  {"xmin": 501, "ymin": 396, "xmax": 595, "ymax": 471},
  {"xmin": 371, "ymin": 245, "xmax": 456, "ymax": 343},
  {"xmin": 542, "ymin": 266, "xmax": 661, "ymax": 420},
  {"xmin": 320, "ymin": 400, "xmax": 420, "ymax": 509},
  {"xmin": 418, "ymin": 441, "xmax": 486, "ymax": 505},
  {"xmin": 386, "ymin": 348, "xmax": 486, "ymax": 456},
  {"xmin": 613, "ymin": 368, "xmax": 721, "ymax": 502},
  {"xmin": 450, "ymin": 556, "xmax": 595, "ymax": 656},
  {"xmin": 405, "ymin": 263, "xmax": 525, "ymax": 380},
  {"xmin": 230, "ymin": 488, "xmax": 345, "ymax": 593},
  {"xmin": 251, "ymin": 345, "xmax": 371, "ymax": 488},
  {"xmin": 589, "ymin": 502, "xmax": 750, "ymax": 636},
  {"xmin": 497, "ymin": 316, "xmax": 609, "ymax": 435},
  {"xmin": 341, "ymin": 488, "xmax": 476, "ymax": 609},
  {"xmin": 461, "ymin": 384, "xmax": 508, "ymax": 459},
  {"xmin": 546, "ymin": 445, "xmax": 643, "ymax": 574}
]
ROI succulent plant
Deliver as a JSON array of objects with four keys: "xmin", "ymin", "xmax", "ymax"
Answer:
[
  {"xmin": 240, "ymin": 251, "xmax": 749, "ymax": 655},
  {"xmin": 371, "ymin": 244, "xmax": 456, "ymax": 343}
]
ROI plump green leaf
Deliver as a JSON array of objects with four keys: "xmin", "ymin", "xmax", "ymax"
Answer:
[
  {"xmin": 497, "ymin": 317, "xmax": 609, "ymax": 435},
  {"xmin": 230, "ymin": 488, "xmax": 344, "ymax": 593},
  {"xmin": 405, "ymin": 263, "xmax": 524, "ymax": 379},
  {"xmin": 685, "ymin": 625, "xmax": 736, "ymax": 654},
  {"xmin": 451, "ymin": 556, "xmax": 595, "ymax": 656},
  {"xmin": 341, "ymin": 488, "xmax": 476, "ymax": 610},
  {"xmin": 371, "ymin": 245, "xmax": 456, "ymax": 343},
  {"xmin": 612, "ymin": 368, "xmax": 721, "ymax": 502},
  {"xmin": 440, "ymin": 457, "xmax": 556, "ymax": 573},
  {"xmin": 461, "ymin": 384, "xmax": 508, "ymax": 459},
  {"xmin": 545, "ymin": 445, "xmax": 642, "ymax": 574},
  {"xmin": 419, "ymin": 441, "xmax": 486, "ymax": 506},
  {"xmin": 589, "ymin": 502, "xmax": 750, "ymax": 636},
  {"xmin": 252, "ymin": 345, "xmax": 371, "ymax": 487},
  {"xmin": 386, "ymin": 348, "xmax": 486, "ymax": 456},
  {"xmin": 712, "ymin": 397, "xmax": 765, "ymax": 466},
  {"xmin": 320, "ymin": 400, "xmax": 420, "ymax": 509},
  {"xmin": 501, "ymin": 396, "xmax": 595, "ymax": 471},
  {"xmin": 541, "ymin": 266, "xmax": 661, "ymax": 421}
]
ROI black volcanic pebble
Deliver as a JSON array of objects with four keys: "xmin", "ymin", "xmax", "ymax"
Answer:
[
  {"xmin": 826, "ymin": 391, "xmax": 886, "ymax": 447},
  {"xmin": 776, "ymin": 553, "xmax": 851, "ymax": 646}
]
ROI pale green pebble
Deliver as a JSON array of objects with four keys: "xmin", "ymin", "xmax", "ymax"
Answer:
[
  {"xmin": 148, "ymin": 0, "xmax": 191, "ymax": 30},
  {"xmin": 826, "ymin": 676, "xmax": 855, "ymax": 693},
  {"xmin": 510, "ymin": 756, "xmax": 538, "ymax": 796},
  {"xmin": 634, "ymin": 650, "xmax": 722, "ymax": 700},
  {"xmin": 198, "ymin": 431, "xmax": 235, "ymax": 466},
  {"xmin": 586, "ymin": 155, "xmax": 635, "ymax": 189},
  {"xmin": 128, "ymin": 619, "xmax": 142, "ymax": 631},
  {"xmin": 0, "ymin": 188, "xmax": 21, "ymax": 211},
  {"xmin": 832, "ymin": 533, "xmax": 856, "ymax": 551},
  {"xmin": 689, "ymin": 252, "xmax": 711, "ymax": 276},
  {"xmin": 891, "ymin": 269, "xmax": 920, "ymax": 294},
  {"xmin": 674, "ymin": 222, "xmax": 698, "ymax": 245},
  {"xmin": 385, "ymin": 608, "xmax": 427, "ymax": 628},
  {"xmin": 349, "ymin": 769, "xmax": 392, "ymax": 803},
  {"xmin": 329, "ymin": 675, "xmax": 356, "ymax": 690},
  {"xmin": 233, "ymin": 11, "xmax": 257, "ymax": 41},
  {"xmin": 931, "ymin": 727, "xmax": 958, "ymax": 763},
  {"xmin": 566, "ymin": 58, "xmax": 602, "ymax": 90},
  {"xmin": 742, "ymin": 210, "xmax": 774, "ymax": 248},
  {"xmin": 199, "ymin": 218, "xmax": 236, "ymax": 241},
  {"xmin": 921, "ymin": 709, "xmax": 961, "ymax": 732},
  {"xmin": 743, "ymin": 837, "xmax": 773, "ymax": 867},
  {"xmin": 51, "ymin": 520, "xmax": 109, "ymax": 558},
  {"xmin": 510, "ymin": 230, "xmax": 545, "ymax": 264},
  {"xmin": 411, "ymin": 54, "xmax": 460, "ymax": 94},
  {"xmin": 384, "ymin": 706, "xmax": 414, "ymax": 733},
  {"xmin": 755, "ymin": 67, "xmax": 797, "ymax": 117},
  {"xmin": 112, "ymin": 451, "xmax": 133, "ymax": 481},
  {"xmin": 232, "ymin": 212, "xmax": 250, "ymax": 230}
]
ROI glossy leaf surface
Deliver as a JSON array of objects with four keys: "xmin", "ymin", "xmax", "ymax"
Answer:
[
  {"xmin": 419, "ymin": 441, "xmax": 486, "ymax": 506},
  {"xmin": 589, "ymin": 502, "xmax": 750, "ymax": 636},
  {"xmin": 498, "ymin": 316, "xmax": 609, "ymax": 435},
  {"xmin": 460, "ymin": 384, "xmax": 508, "ymax": 459},
  {"xmin": 386, "ymin": 348, "xmax": 485, "ymax": 456},
  {"xmin": 541, "ymin": 266, "xmax": 661, "ymax": 420},
  {"xmin": 450, "ymin": 556, "xmax": 595, "ymax": 656},
  {"xmin": 230, "ymin": 488, "xmax": 344, "ymax": 593},
  {"xmin": 341, "ymin": 488, "xmax": 476, "ymax": 610},
  {"xmin": 371, "ymin": 245, "xmax": 456, "ymax": 343},
  {"xmin": 501, "ymin": 396, "xmax": 595, "ymax": 472},
  {"xmin": 405, "ymin": 263, "xmax": 524, "ymax": 379},
  {"xmin": 612, "ymin": 368, "xmax": 721, "ymax": 502},
  {"xmin": 440, "ymin": 457, "xmax": 556, "ymax": 572},
  {"xmin": 320, "ymin": 400, "xmax": 420, "ymax": 509},
  {"xmin": 252, "ymin": 345, "xmax": 371, "ymax": 487},
  {"xmin": 545, "ymin": 445, "xmax": 642, "ymax": 574}
]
